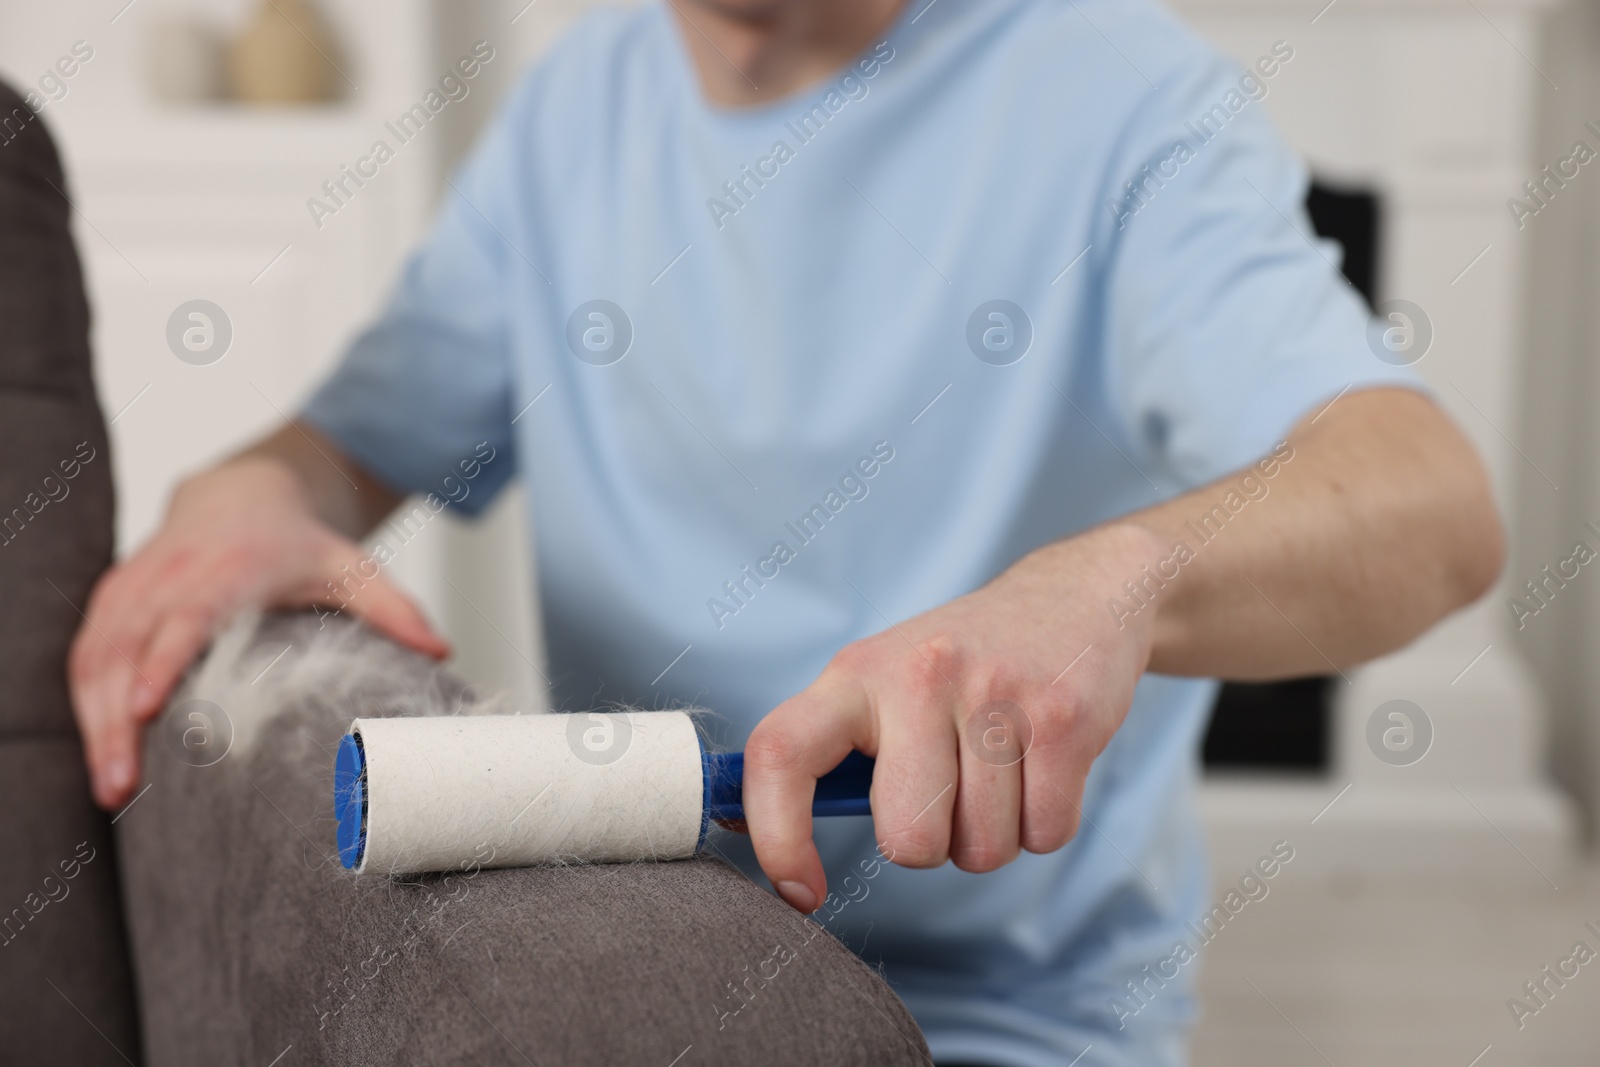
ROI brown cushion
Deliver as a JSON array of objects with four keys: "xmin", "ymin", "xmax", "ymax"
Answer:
[
  {"xmin": 0, "ymin": 78, "xmax": 142, "ymax": 1064},
  {"xmin": 121, "ymin": 612, "xmax": 931, "ymax": 1066}
]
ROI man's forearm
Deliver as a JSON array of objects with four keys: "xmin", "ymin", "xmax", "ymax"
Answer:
[
  {"xmin": 1031, "ymin": 388, "xmax": 1504, "ymax": 680},
  {"xmin": 231, "ymin": 421, "xmax": 401, "ymax": 541}
]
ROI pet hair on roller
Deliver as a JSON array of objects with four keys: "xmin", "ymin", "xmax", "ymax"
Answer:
[{"xmin": 334, "ymin": 711, "xmax": 875, "ymax": 875}]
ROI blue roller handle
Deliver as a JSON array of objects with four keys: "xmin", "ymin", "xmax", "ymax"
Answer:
[
  {"xmin": 334, "ymin": 734, "xmax": 874, "ymax": 870},
  {"xmin": 704, "ymin": 750, "xmax": 875, "ymax": 822}
]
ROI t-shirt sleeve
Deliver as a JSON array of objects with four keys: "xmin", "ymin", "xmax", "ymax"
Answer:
[
  {"xmin": 299, "ymin": 113, "xmax": 524, "ymax": 517},
  {"xmin": 1097, "ymin": 56, "xmax": 1428, "ymax": 489}
]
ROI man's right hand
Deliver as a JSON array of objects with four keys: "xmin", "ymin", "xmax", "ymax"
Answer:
[{"xmin": 69, "ymin": 449, "xmax": 449, "ymax": 810}]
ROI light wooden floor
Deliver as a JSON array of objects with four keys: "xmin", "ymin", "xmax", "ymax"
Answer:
[{"xmin": 1192, "ymin": 862, "xmax": 1600, "ymax": 1066}]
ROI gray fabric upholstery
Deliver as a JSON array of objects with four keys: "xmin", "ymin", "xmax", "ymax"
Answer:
[
  {"xmin": 0, "ymin": 78, "xmax": 144, "ymax": 1065},
  {"xmin": 120, "ymin": 612, "xmax": 931, "ymax": 1066}
]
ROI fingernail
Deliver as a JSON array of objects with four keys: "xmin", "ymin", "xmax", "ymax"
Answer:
[
  {"xmin": 776, "ymin": 880, "xmax": 818, "ymax": 914},
  {"xmin": 101, "ymin": 759, "xmax": 132, "ymax": 797}
]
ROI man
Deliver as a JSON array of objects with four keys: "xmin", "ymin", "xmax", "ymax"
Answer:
[{"xmin": 71, "ymin": 0, "xmax": 1501, "ymax": 1062}]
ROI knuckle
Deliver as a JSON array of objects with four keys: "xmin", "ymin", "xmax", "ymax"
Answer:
[
  {"xmin": 825, "ymin": 639, "xmax": 875, "ymax": 678},
  {"xmin": 743, "ymin": 726, "xmax": 803, "ymax": 775},
  {"xmin": 909, "ymin": 635, "xmax": 961, "ymax": 680},
  {"xmin": 168, "ymin": 599, "xmax": 218, "ymax": 632},
  {"xmin": 1035, "ymin": 694, "xmax": 1083, "ymax": 739},
  {"xmin": 158, "ymin": 542, "xmax": 200, "ymax": 576},
  {"xmin": 139, "ymin": 646, "xmax": 182, "ymax": 683},
  {"xmin": 898, "ymin": 653, "xmax": 957, "ymax": 703},
  {"xmin": 966, "ymin": 659, "xmax": 1019, "ymax": 698},
  {"xmin": 963, "ymin": 691, "xmax": 1037, "ymax": 766},
  {"xmin": 882, "ymin": 825, "xmax": 947, "ymax": 868}
]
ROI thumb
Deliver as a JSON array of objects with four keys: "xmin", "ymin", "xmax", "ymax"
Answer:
[
  {"xmin": 308, "ymin": 552, "xmax": 451, "ymax": 660},
  {"xmin": 742, "ymin": 675, "xmax": 870, "ymax": 913}
]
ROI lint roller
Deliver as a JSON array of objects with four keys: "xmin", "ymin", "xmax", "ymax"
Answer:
[{"xmin": 333, "ymin": 711, "xmax": 875, "ymax": 875}]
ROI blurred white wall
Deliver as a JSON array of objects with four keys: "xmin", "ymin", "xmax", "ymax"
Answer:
[
  {"xmin": 1514, "ymin": 0, "xmax": 1600, "ymax": 839},
  {"xmin": 0, "ymin": 0, "xmax": 630, "ymax": 709},
  {"xmin": 1170, "ymin": 0, "xmax": 1582, "ymax": 877}
]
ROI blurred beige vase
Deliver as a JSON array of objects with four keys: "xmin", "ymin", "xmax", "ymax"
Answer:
[{"xmin": 228, "ymin": 0, "xmax": 342, "ymax": 104}]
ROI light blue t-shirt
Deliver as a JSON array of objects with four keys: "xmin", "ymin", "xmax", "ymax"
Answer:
[{"xmin": 304, "ymin": 1, "xmax": 1416, "ymax": 1061}]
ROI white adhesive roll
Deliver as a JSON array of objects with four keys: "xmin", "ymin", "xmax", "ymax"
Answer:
[{"xmin": 351, "ymin": 711, "xmax": 705, "ymax": 874}]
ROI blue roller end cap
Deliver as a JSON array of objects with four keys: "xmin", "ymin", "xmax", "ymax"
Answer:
[{"xmin": 334, "ymin": 733, "xmax": 366, "ymax": 869}]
